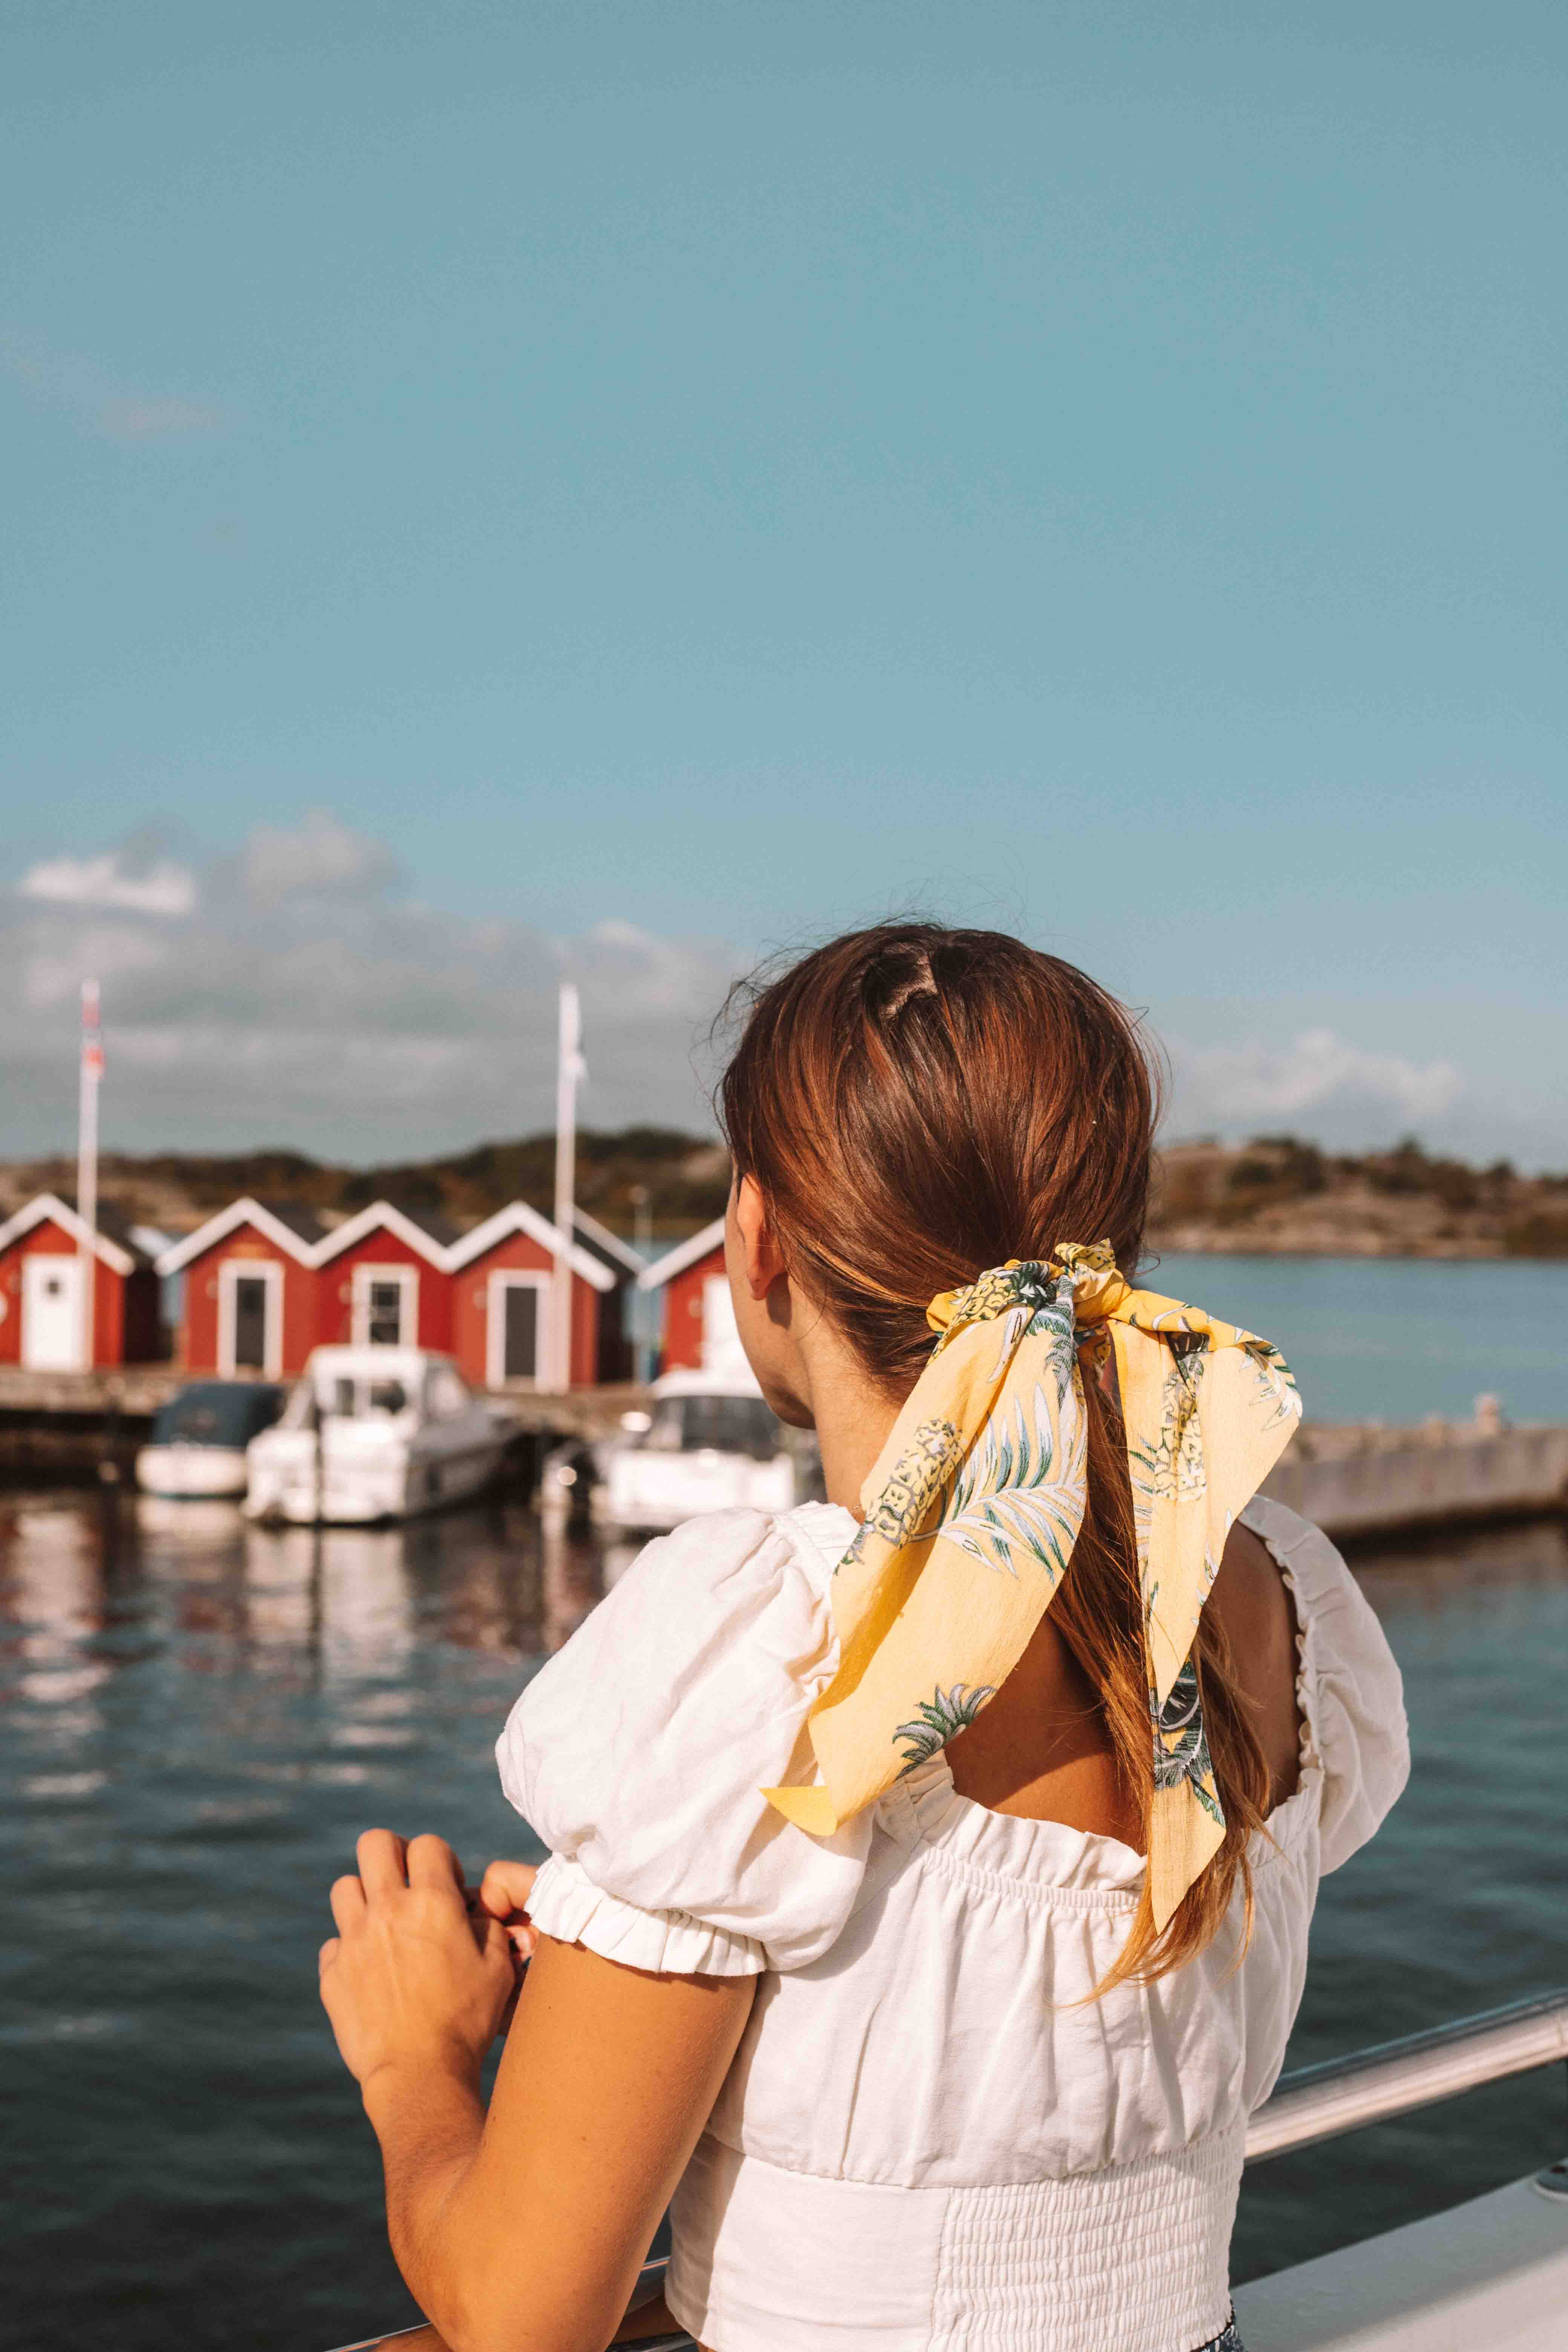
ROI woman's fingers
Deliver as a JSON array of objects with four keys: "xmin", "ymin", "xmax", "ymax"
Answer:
[
  {"xmin": 407, "ymin": 1832, "xmax": 464, "ymax": 1892},
  {"xmin": 479, "ymin": 1858, "xmax": 539, "ymax": 1919},
  {"xmin": 318, "ymin": 1936, "xmax": 340, "ymax": 1975},
  {"xmin": 329, "ymin": 1874, "xmax": 368, "ymax": 1934},
  {"xmin": 357, "ymin": 1828, "xmax": 409, "ymax": 1899}
]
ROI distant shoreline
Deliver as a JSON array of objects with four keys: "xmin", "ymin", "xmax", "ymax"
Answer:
[
  {"xmin": 2, "ymin": 1127, "xmax": 1565, "ymax": 1260},
  {"xmin": 1144, "ymin": 1231, "xmax": 1535, "ymax": 1262}
]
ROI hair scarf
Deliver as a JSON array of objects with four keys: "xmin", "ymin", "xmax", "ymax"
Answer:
[{"xmin": 763, "ymin": 1243, "xmax": 1302, "ymax": 1932}]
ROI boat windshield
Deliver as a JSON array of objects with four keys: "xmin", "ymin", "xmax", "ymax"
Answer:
[
  {"xmin": 642, "ymin": 1394, "xmax": 781, "ymax": 1460},
  {"xmin": 150, "ymin": 1383, "xmax": 286, "ymax": 1447},
  {"xmin": 281, "ymin": 1375, "xmax": 415, "ymax": 1426}
]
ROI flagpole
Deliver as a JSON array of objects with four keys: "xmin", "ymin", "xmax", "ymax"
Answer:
[
  {"xmin": 551, "ymin": 982, "xmax": 581, "ymax": 1393},
  {"xmin": 77, "ymin": 979, "xmax": 102, "ymax": 1372}
]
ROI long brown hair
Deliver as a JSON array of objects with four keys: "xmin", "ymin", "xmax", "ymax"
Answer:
[{"xmin": 719, "ymin": 922, "xmax": 1270, "ymax": 1988}]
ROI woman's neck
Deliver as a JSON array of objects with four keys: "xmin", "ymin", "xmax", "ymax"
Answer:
[{"xmin": 793, "ymin": 1315, "xmax": 908, "ymax": 1517}]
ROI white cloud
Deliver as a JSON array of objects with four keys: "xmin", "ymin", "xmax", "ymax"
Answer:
[
  {"xmin": 239, "ymin": 808, "xmax": 402, "ymax": 904},
  {"xmin": 0, "ymin": 815, "xmax": 742, "ymax": 1156},
  {"xmin": 20, "ymin": 853, "xmax": 197, "ymax": 918},
  {"xmin": 1168, "ymin": 1026, "xmax": 1466, "ymax": 1140},
  {"xmin": 8, "ymin": 827, "xmax": 1537, "ymax": 1165}
]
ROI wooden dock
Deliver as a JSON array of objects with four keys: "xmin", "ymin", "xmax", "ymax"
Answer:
[
  {"xmin": 1, "ymin": 1371, "xmax": 1563, "ymax": 1539},
  {"xmin": 0, "ymin": 1366, "xmax": 649, "ymax": 1485}
]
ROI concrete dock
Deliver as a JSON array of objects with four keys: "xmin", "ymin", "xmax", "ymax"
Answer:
[{"xmin": 1261, "ymin": 1415, "xmax": 1568, "ymax": 1542}]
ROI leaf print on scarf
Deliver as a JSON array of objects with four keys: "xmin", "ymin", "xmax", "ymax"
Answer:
[
  {"xmin": 1241, "ymin": 1339, "xmax": 1300, "ymax": 1433},
  {"xmin": 894, "ymin": 1682, "xmax": 995, "ymax": 1772},
  {"xmin": 937, "ymin": 1374, "xmax": 1085, "ymax": 1582},
  {"xmin": 1151, "ymin": 1659, "xmax": 1224, "ymax": 1828}
]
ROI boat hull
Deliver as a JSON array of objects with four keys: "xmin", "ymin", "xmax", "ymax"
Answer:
[
  {"xmin": 135, "ymin": 1443, "xmax": 251, "ymax": 1499},
  {"xmin": 245, "ymin": 1434, "xmax": 508, "ymax": 1524}
]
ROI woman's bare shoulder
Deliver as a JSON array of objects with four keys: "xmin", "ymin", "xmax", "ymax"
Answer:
[{"xmin": 1209, "ymin": 1519, "xmax": 1303, "ymax": 1804}]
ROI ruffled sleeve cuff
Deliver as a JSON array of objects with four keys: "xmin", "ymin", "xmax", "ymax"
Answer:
[{"xmin": 525, "ymin": 1851, "xmax": 769, "ymax": 1978}]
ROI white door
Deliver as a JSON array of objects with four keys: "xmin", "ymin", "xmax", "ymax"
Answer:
[
  {"xmin": 700, "ymin": 1273, "xmax": 747, "ymax": 1375},
  {"xmin": 22, "ymin": 1256, "xmax": 85, "ymax": 1370}
]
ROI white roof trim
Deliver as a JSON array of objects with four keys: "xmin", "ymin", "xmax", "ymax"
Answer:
[
  {"xmin": 0, "ymin": 1193, "xmax": 136, "ymax": 1277},
  {"xmin": 314, "ymin": 1200, "xmax": 452, "ymax": 1269},
  {"xmin": 635, "ymin": 1216, "xmax": 727, "ymax": 1291},
  {"xmin": 155, "ymin": 1191, "xmax": 623, "ymax": 1290},
  {"xmin": 445, "ymin": 1201, "xmax": 616, "ymax": 1291},
  {"xmin": 155, "ymin": 1196, "xmax": 320, "ymax": 1276},
  {"xmin": 570, "ymin": 1205, "xmax": 645, "ymax": 1278}
]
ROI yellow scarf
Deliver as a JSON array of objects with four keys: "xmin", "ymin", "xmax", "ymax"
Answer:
[{"xmin": 764, "ymin": 1244, "xmax": 1302, "ymax": 1931}]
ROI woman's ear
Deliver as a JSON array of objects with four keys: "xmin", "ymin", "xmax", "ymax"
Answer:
[{"xmin": 734, "ymin": 1174, "xmax": 787, "ymax": 1302}]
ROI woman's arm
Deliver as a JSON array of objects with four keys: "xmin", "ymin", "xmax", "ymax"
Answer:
[{"xmin": 320, "ymin": 1831, "xmax": 754, "ymax": 2352}]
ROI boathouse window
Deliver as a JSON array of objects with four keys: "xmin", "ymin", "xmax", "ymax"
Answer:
[{"xmin": 352, "ymin": 1263, "xmax": 417, "ymax": 1348}]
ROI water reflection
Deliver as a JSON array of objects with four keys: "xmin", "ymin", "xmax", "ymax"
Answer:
[
  {"xmin": 0, "ymin": 1488, "xmax": 608, "ymax": 1704},
  {"xmin": 6, "ymin": 1487, "xmax": 1562, "ymax": 1702},
  {"xmin": 1355, "ymin": 1514, "xmax": 1568, "ymax": 1609}
]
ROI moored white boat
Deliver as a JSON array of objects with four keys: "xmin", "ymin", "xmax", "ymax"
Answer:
[
  {"xmin": 135, "ymin": 1379, "xmax": 287, "ymax": 1498},
  {"xmin": 594, "ymin": 1365, "xmax": 799, "ymax": 1533},
  {"xmin": 244, "ymin": 1346, "xmax": 511, "ymax": 1524}
]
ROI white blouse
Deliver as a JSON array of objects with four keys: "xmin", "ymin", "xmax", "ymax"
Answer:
[{"xmin": 498, "ymin": 1496, "xmax": 1409, "ymax": 2352}]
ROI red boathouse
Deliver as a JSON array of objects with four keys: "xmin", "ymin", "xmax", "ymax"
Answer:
[
  {"xmin": 636, "ymin": 1217, "xmax": 736, "ymax": 1374},
  {"xmin": 0, "ymin": 1193, "xmax": 162, "ymax": 1370}
]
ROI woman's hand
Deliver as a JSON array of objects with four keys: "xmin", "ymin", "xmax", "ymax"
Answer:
[
  {"xmin": 477, "ymin": 1858, "xmax": 541, "ymax": 1955},
  {"xmin": 318, "ymin": 1830, "xmax": 515, "ymax": 2091},
  {"xmin": 476, "ymin": 1858, "xmax": 541, "ymax": 2035}
]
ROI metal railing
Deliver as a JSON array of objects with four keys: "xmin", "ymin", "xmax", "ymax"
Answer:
[
  {"xmin": 325, "ymin": 1989, "xmax": 1568, "ymax": 2352},
  {"xmin": 1243, "ymin": 1986, "xmax": 1568, "ymax": 2161}
]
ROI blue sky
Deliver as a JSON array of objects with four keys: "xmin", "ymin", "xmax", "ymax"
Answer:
[{"xmin": 2, "ymin": 3, "xmax": 1563, "ymax": 1162}]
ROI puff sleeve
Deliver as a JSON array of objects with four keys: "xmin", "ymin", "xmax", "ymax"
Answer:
[
  {"xmin": 496, "ymin": 1505, "xmax": 874, "ymax": 1976},
  {"xmin": 1241, "ymin": 1496, "xmax": 1412, "ymax": 1874}
]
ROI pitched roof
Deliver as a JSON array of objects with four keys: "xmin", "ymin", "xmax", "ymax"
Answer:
[
  {"xmin": 0, "ymin": 1193, "xmax": 141, "ymax": 1275},
  {"xmin": 313, "ymin": 1199, "xmax": 462, "ymax": 1268},
  {"xmin": 444, "ymin": 1202, "xmax": 616, "ymax": 1291},
  {"xmin": 569, "ymin": 1206, "xmax": 645, "ymax": 1280},
  {"xmin": 254, "ymin": 1198, "xmax": 330, "ymax": 1245},
  {"xmin": 155, "ymin": 1196, "xmax": 325, "ymax": 1275},
  {"xmin": 635, "ymin": 1216, "xmax": 727, "ymax": 1291},
  {"xmin": 153, "ymin": 1191, "xmax": 619, "ymax": 1290}
]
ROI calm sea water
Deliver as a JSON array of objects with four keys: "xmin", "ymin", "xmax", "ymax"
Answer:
[
  {"xmin": 1150, "ymin": 1252, "xmax": 1568, "ymax": 1425},
  {"xmin": 5, "ymin": 1255, "xmax": 1566, "ymax": 2349}
]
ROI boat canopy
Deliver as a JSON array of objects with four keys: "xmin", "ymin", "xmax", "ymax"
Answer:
[
  {"xmin": 280, "ymin": 1348, "xmax": 475, "ymax": 1426},
  {"xmin": 150, "ymin": 1382, "xmax": 287, "ymax": 1449},
  {"xmin": 640, "ymin": 1391, "xmax": 782, "ymax": 1461}
]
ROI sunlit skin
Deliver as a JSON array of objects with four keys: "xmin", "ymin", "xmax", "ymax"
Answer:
[{"xmin": 319, "ymin": 1177, "xmax": 1302, "ymax": 2351}]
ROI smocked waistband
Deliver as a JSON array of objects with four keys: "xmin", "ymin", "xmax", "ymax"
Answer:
[{"xmin": 668, "ymin": 2124, "xmax": 1246, "ymax": 2352}]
